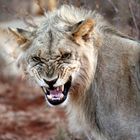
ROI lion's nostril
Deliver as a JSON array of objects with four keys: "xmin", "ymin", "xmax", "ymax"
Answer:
[{"xmin": 44, "ymin": 77, "xmax": 58, "ymax": 88}]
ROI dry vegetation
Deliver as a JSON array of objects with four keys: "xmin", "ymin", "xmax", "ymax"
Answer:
[{"xmin": 0, "ymin": 0, "xmax": 140, "ymax": 140}]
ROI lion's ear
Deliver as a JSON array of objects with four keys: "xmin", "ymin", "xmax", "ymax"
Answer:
[
  {"xmin": 8, "ymin": 28, "xmax": 33, "ymax": 46},
  {"xmin": 72, "ymin": 18, "xmax": 95, "ymax": 45}
]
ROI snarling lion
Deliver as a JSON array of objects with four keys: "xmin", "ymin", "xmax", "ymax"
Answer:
[{"xmin": 9, "ymin": 5, "xmax": 140, "ymax": 140}]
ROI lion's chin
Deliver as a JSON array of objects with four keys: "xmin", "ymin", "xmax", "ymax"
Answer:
[{"xmin": 41, "ymin": 76, "xmax": 72, "ymax": 106}]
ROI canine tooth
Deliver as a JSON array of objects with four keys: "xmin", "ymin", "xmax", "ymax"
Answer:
[
  {"xmin": 47, "ymin": 95, "xmax": 52, "ymax": 100},
  {"xmin": 60, "ymin": 93, "xmax": 64, "ymax": 99},
  {"xmin": 56, "ymin": 87, "xmax": 59, "ymax": 91},
  {"xmin": 43, "ymin": 87, "xmax": 47, "ymax": 93},
  {"xmin": 61, "ymin": 85, "xmax": 64, "ymax": 91}
]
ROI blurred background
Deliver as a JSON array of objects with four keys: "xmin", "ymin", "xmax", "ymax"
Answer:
[{"xmin": 0, "ymin": 0, "xmax": 140, "ymax": 140}]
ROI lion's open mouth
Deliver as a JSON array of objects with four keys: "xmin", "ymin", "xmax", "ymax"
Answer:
[{"xmin": 41, "ymin": 76, "xmax": 72, "ymax": 105}]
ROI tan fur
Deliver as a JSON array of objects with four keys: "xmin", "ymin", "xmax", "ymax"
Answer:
[
  {"xmin": 31, "ymin": 0, "xmax": 57, "ymax": 15},
  {"xmin": 9, "ymin": 5, "xmax": 140, "ymax": 140},
  {"xmin": 46, "ymin": 0, "xmax": 58, "ymax": 11},
  {"xmin": 72, "ymin": 18, "xmax": 95, "ymax": 44}
]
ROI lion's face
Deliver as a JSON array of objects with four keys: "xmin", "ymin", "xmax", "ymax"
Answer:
[
  {"xmin": 10, "ymin": 16, "xmax": 98, "ymax": 106},
  {"xmin": 26, "ymin": 34, "xmax": 82, "ymax": 106}
]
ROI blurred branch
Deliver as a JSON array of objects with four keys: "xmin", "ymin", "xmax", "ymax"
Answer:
[
  {"xmin": 128, "ymin": 0, "xmax": 139, "ymax": 38},
  {"xmin": 95, "ymin": 0, "xmax": 100, "ymax": 9},
  {"xmin": 35, "ymin": 0, "xmax": 45, "ymax": 14},
  {"xmin": 63, "ymin": 0, "xmax": 69, "ymax": 4},
  {"xmin": 107, "ymin": 0, "xmax": 118, "ymax": 13},
  {"xmin": 76, "ymin": 0, "xmax": 81, "ymax": 7}
]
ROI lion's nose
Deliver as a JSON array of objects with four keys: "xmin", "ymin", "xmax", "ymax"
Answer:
[{"xmin": 44, "ymin": 77, "xmax": 58, "ymax": 88}]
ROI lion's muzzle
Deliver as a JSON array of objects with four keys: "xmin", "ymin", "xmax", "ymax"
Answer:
[{"xmin": 41, "ymin": 76, "xmax": 72, "ymax": 106}]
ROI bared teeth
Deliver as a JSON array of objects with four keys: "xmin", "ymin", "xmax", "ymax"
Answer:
[
  {"xmin": 46, "ymin": 93, "xmax": 64, "ymax": 100},
  {"xmin": 60, "ymin": 93, "xmax": 64, "ymax": 99},
  {"xmin": 56, "ymin": 87, "xmax": 59, "ymax": 91},
  {"xmin": 61, "ymin": 85, "xmax": 64, "ymax": 91},
  {"xmin": 47, "ymin": 94, "xmax": 52, "ymax": 100},
  {"xmin": 42, "ymin": 87, "xmax": 47, "ymax": 93},
  {"xmin": 56, "ymin": 85, "xmax": 64, "ymax": 92}
]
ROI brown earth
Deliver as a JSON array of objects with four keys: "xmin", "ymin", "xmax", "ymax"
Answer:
[{"xmin": 0, "ymin": 75, "xmax": 76, "ymax": 140}]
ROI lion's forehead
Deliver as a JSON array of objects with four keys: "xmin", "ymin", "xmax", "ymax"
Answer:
[
  {"xmin": 31, "ymin": 29, "xmax": 71, "ymax": 52},
  {"xmin": 23, "ymin": 25, "xmax": 82, "ymax": 67},
  {"xmin": 27, "ymin": 31, "xmax": 79, "ymax": 61}
]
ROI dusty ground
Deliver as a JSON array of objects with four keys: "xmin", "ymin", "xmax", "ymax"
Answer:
[{"xmin": 0, "ymin": 75, "xmax": 75, "ymax": 140}]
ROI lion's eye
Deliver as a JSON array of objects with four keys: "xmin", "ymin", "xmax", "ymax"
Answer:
[
  {"xmin": 62, "ymin": 52, "xmax": 71, "ymax": 59},
  {"xmin": 32, "ymin": 56, "xmax": 41, "ymax": 62}
]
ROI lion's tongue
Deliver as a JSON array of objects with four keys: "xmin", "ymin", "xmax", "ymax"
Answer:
[
  {"xmin": 50, "ymin": 89, "xmax": 61, "ymax": 96},
  {"xmin": 47, "ymin": 87, "xmax": 64, "ymax": 100}
]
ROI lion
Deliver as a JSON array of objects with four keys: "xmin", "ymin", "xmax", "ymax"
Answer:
[{"xmin": 8, "ymin": 5, "xmax": 140, "ymax": 140}]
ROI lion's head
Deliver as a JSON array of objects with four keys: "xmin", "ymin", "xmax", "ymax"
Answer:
[{"xmin": 9, "ymin": 6, "xmax": 100, "ymax": 106}]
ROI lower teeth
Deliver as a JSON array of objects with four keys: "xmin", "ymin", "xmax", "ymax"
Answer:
[
  {"xmin": 47, "ymin": 95, "xmax": 52, "ymax": 100},
  {"xmin": 47, "ymin": 93, "xmax": 64, "ymax": 100}
]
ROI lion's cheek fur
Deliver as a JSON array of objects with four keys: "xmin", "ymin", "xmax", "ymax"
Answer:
[
  {"xmin": 65, "ymin": 50, "xmax": 98, "ymax": 137},
  {"xmin": 69, "ymin": 49, "xmax": 97, "ymax": 102}
]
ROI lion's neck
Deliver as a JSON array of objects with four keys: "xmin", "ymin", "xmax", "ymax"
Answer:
[
  {"xmin": 66, "ymin": 52, "xmax": 100, "ymax": 138},
  {"xmin": 66, "ymin": 80, "xmax": 105, "ymax": 139}
]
